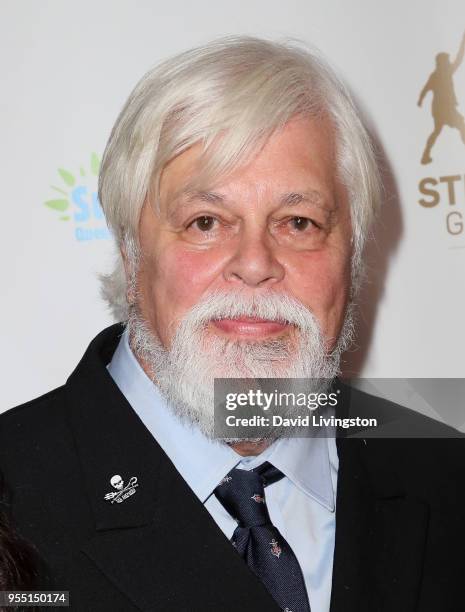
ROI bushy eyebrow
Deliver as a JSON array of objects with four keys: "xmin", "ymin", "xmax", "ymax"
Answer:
[
  {"xmin": 167, "ymin": 191, "xmax": 223, "ymax": 214},
  {"xmin": 279, "ymin": 191, "xmax": 326, "ymax": 207},
  {"xmin": 188, "ymin": 191, "xmax": 224, "ymax": 204}
]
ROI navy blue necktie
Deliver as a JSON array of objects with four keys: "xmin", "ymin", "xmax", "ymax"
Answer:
[{"xmin": 214, "ymin": 462, "xmax": 311, "ymax": 612}]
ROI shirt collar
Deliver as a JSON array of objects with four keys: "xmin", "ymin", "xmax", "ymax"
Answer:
[{"xmin": 108, "ymin": 329, "xmax": 335, "ymax": 511}]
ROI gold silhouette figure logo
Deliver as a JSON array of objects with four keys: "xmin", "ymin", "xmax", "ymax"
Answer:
[{"xmin": 418, "ymin": 31, "xmax": 465, "ymax": 164}]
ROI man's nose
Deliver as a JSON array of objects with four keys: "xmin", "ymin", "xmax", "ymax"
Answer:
[{"xmin": 223, "ymin": 228, "xmax": 285, "ymax": 288}]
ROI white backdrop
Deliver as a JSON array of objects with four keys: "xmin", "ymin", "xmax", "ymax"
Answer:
[{"xmin": 1, "ymin": 0, "xmax": 464, "ymax": 412}]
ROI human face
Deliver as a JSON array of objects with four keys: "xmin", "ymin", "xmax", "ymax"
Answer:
[{"xmin": 132, "ymin": 116, "xmax": 353, "ymax": 352}]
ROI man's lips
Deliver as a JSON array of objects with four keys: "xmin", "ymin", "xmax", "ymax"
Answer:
[{"xmin": 211, "ymin": 317, "xmax": 290, "ymax": 338}]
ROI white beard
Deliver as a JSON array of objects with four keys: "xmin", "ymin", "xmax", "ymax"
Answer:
[{"xmin": 128, "ymin": 289, "xmax": 354, "ymax": 440}]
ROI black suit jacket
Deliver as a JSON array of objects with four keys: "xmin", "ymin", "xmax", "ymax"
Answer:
[{"xmin": 1, "ymin": 324, "xmax": 464, "ymax": 611}]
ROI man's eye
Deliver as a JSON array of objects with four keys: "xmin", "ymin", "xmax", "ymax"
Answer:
[
  {"xmin": 290, "ymin": 216, "xmax": 313, "ymax": 231},
  {"xmin": 191, "ymin": 216, "xmax": 217, "ymax": 231}
]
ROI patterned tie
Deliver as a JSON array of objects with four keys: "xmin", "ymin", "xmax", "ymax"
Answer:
[{"xmin": 214, "ymin": 462, "xmax": 311, "ymax": 612}]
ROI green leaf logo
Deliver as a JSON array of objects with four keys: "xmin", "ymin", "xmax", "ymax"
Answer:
[
  {"xmin": 58, "ymin": 168, "xmax": 76, "ymax": 187},
  {"xmin": 45, "ymin": 199, "xmax": 69, "ymax": 212},
  {"xmin": 90, "ymin": 152, "xmax": 100, "ymax": 176}
]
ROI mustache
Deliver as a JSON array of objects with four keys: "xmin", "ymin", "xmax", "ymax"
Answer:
[{"xmin": 177, "ymin": 289, "xmax": 318, "ymax": 331}]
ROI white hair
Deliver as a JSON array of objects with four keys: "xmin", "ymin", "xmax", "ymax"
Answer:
[{"xmin": 99, "ymin": 36, "xmax": 381, "ymax": 320}]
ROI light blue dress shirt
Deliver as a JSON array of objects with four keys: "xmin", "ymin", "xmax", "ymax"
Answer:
[{"xmin": 108, "ymin": 329, "xmax": 339, "ymax": 612}]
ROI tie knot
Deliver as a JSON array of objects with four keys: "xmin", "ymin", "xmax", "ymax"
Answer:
[{"xmin": 214, "ymin": 462, "xmax": 284, "ymax": 529}]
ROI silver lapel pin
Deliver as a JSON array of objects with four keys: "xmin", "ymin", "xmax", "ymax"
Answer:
[{"xmin": 104, "ymin": 474, "xmax": 139, "ymax": 504}]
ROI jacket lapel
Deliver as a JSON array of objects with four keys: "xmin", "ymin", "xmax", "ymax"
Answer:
[
  {"xmin": 80, "ymin": 450, "xmax": 279, "ymax": 611},
  {"xmin": 66, "ymin": 325, "xmax": 279, "ymax": 611}
]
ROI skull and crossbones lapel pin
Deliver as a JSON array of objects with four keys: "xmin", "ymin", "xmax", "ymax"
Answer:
[{"xmin": 104, "ymin": 474, "xmax": 139, "ymax": 504}]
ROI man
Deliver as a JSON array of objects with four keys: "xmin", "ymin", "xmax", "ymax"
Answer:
[{"xmin": 1, "ymin": 36, "xmax": 464, "ymax": 612}]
